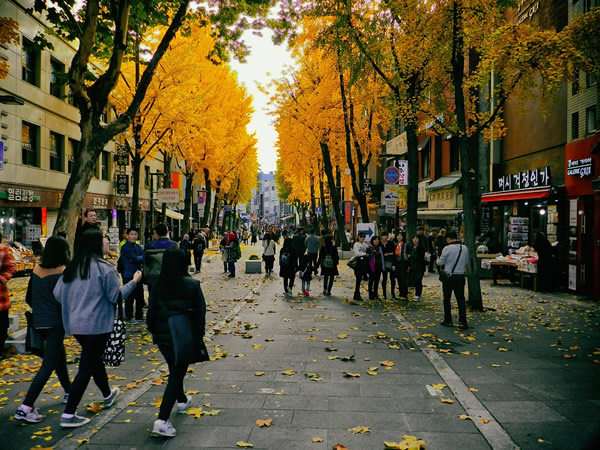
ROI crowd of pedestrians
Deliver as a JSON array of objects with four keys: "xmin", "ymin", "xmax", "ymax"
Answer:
[{"xmin": 1, "ymin": 213, "xmax": 474, "ymax": 441}]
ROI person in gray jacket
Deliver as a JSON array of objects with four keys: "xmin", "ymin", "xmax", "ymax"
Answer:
[
  {"xmin": 437, "ymin": 230, "xmax": 469, "ymax": 329},
  {"xmin": 54, "ymin": 228, "xmax": 142, "ymax": 428}
]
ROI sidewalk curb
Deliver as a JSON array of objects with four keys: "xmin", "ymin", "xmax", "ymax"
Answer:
[
  {"xmin": 52, "ymin": 278, "xmax": 265, "ymax": 450},
  {"xmin": 389, "ymin": 309, "xmax": 520, "ymax": 450}
]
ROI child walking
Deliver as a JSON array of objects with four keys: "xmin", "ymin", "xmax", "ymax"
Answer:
[{"xmin": 297, "ymin": 253, "xmax": 313, "ymax": 297}]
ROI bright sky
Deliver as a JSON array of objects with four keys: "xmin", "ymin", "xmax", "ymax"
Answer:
[{"xmin": 230, "ymin": 31, "xmax": 296, "ymax": 174}]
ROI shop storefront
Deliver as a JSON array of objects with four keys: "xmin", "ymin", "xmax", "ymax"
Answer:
[
  {"xmin": 564, "ymin": 134, "xmax": 600, "ymax": 300},
  {"xmin": 480, "ymin": 166, "xmax": 565, "ymax": 288},
  {"xmin": 420, "ymin": 176, "xmax": 463, "ymax": 230}
]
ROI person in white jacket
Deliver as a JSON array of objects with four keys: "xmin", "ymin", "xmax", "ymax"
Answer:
[{"xmin": 350, "ymin": 232, "xmax": 369, "ymax": 300}]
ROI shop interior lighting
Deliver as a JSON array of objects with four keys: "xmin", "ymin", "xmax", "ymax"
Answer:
[
  {"xmin": 9, "ymin": 217, "xmax": 15, "ymax": 224},
  {"xmin": 524, "ymin": 202, "xmax": 529, "ymax": 205},
  {"xmin": 539, "ymin": 209, "xmax": 546, "ymax": 215}
]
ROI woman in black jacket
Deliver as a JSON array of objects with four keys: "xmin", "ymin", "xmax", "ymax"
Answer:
[
  {"xmin": 146, "ymin": 247, "xmax": 206, "ymax": 438},
  {"xmin": 15, "ymin": 236, "xmax": 72, "ymax": 424},
  {"xmin": 318, "ymin": 235, "xmax": 339, "ymax": 296},
  {"xmin": 279, "ymin": 237, "xmax": 297, "ymax": 295},
  {"xmin": 407, "ymin": 234, "xmax": 426, "ymax": 301}
]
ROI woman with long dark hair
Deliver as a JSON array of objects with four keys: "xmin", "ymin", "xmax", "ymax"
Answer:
[
  {"xmin": 53, "ymin": 229, "xmax": 142, "ymax": 428},
  {"xmin": 318, "ymin": 235, "xmax": 339, "ymax": 296},
  {"xmin": 147, "ymin": 247, "xmax": 206, "ymax": 438},
  {"xmin": 15, "ymin": 236, "xmax": 72, "ymax": 423},
  {"xmin": 262, "ymin": 232, "xmax": 276, "ymax": 276},
  {"xmin": 392, "ymin": 232, "xmax": 409, "ymax": 299},
  {"xmin": 368, "ymin": 236, "xmax": 384, "ymax": 299},
  {"xmin": 279, "ymin": 237, "xmax": 297, "ymax": 295},
  {"xmin": 350, "ymin": 232, "xmax": 369, "ymax": 301},
  {"xmin": 407, "ymin": 234, "xmax": 426, "ymax": 301}
]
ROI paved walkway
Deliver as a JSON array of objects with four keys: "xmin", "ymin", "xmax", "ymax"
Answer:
[{"xmin": 1, "ymin": 245, "xmax": 599, "ymax": 449}]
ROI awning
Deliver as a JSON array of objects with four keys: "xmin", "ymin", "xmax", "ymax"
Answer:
[
  {"xmin": 417, "ymin": 208, "xmax": 462, "ymax": 219},
  {"xmin": 426, "ymin": 176, "xmax": 461, "ymax": 191},
  {"xmin": 418, "ymin": 136, "xmax": 431, "ymax": 151},
  {"xmin": 165, "ymin": 209, "xmax": 184, "ymax": 220},
  {"xmin": 481, "ymin": 187, "xmax": 549, "ymax": 203}
]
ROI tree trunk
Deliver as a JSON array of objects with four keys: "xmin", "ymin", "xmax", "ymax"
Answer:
[
  {"xmin": 405, "ymin": 122, "xmax": 419, "ymax": 239},
  {"xmin": 451, "ymin": 1, "xmax": 483, "ymax": 311},
  {"xmin": 161, "ymin": 152, "xmax": 172, "ymax": 221},
  {"xmin": 209, "ymin": 185, "xmax": 221, "ymax": 233},
  {"xmin": 309, "ymin": 172, "xmax": 318, "ymax": 230},
  {"xmin": 318, "ymin": 163, "xmax": 329, "ymax": 231},
  {"xmin": 200, "ymin": 167, "xmax": 211, "ymax": 228},
  {"xmin": 130, "ymin": 153, "xmax": 142, "ymax": 229},
  {"xmin": 320, "ymin": 141, "xmax": 348, "ymax": 249},
  {"xmin": 182, "ymin": 171, "xmax": 193, "ymax": 236},
  {"xmin": 53, "ymin": 121, "xmax": 104, "ymax": 243}
]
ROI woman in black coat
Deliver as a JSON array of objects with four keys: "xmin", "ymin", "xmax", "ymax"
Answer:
[
  {"xmin": 279, "ymin": 237, "xmax": 297, "ymax": 295},
  {"xmin": 318, "ymin": 235, "xmax": 339, "ymax": 296},
  {"xmin": 146, "ymin": 247, "xmax": 206, "ymax": 438},
  {"xmin": 407, "ymin": 234, "xmax": 426, "ymax": 301}
]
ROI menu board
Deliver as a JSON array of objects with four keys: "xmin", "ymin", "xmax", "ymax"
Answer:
[
  {"xmin": 507, "ymin": 216, "xmax": 529, "ymax": 254},
  {"xmin": 480, "ymin": 205, "xmax": 492, "ymax": 236},
  {"xmin": 546, "ymin": 205, "xmax": 558, "ymax": 243}
]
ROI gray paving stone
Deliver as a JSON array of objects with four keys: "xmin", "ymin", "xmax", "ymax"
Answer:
[
  {"xmin": 403, "ymin": 412, "xmax": 480, "ymax": 433},
  {"xmin": 263, "ymin": 394, "xmax": 330, "ymax": 410},
  {"xmin": 247, "ymin": 427, "xmax": 328, "ymax": 450},
  {"xmin": 482, "ymin": 400, "xmax": 567, "ymax": 422}
]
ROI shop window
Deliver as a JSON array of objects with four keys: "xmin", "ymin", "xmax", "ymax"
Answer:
[
  {"xmin": 67, "ymin": 138, "xmax": 79, "ymax": 174},
  {"xmin": 421, "ymin": 140, "xmax": 431, "ymax": 179},
  {"xmin": 100, "ymin": 150, "xmax": 110, "ymax": 180},
  {"xmin": 572, "ymin": 112, "xmax": 579, "ymax": 140},
  {"xmin": 50, "ymin": 58, "xmax": 66, "ymax": 99},
  {"xmin": 449, "ymin": 137, "xmax": 460, "ymax": 172},
  {"xmin": 21, "ymin": 37, "xmax": 40, "ymax": 87},
  {"xmin": 49, "ymin": 131, "xmax": 64, "ymax": 172},
  {"xmin": 144, "ymin": 165, "xmax": 150, "ymax": 189},
  {"xmin": 21, "ymin": 121, "xmax": 40, "ymax": 167},
  {"xmin": 586, "ymin": 106, "xmax": 597, "ymax": 135}
]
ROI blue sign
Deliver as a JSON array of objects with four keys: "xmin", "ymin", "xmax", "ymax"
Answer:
[
  {"xmin": 0, "ymin": 141, "xmax": 4, "ymax": 171},
  {"xmin": 384, "ymin": 166, "xmax": 400, "ymax": 184}
]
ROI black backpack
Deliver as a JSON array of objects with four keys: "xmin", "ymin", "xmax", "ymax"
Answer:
[{"xmin": 279, "ymin": 251, "xmax": 291, "ymax": 266}]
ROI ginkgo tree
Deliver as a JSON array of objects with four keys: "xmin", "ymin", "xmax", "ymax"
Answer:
[{"xmin": 0, "ymin": 17, "xmax": 19, "ymax": 79}]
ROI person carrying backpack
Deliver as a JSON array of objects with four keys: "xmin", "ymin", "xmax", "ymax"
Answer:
[
  {"xmin": 297, "ymin": 253, "xmax": 313, "ymax": 297},
  {"xmin": 226, "ymin": 232, "xmax": 241, "ymax": 278},
  {"xmin": 192, "ymin": 232, "xmax": 206, "ymax": 274},
  {"xmin": 144, "ymin": 223, "xmax": 178, "ymax": 291},
  {"xmin": 279, "ymin": 237, "xmax": 296, "ymax": 295},
  {"xmin": 318, "ymin": 235, "xmax": 339, "ymax": 296}
]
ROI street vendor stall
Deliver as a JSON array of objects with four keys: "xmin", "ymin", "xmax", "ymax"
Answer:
[{"xmin": 482, "ymin": 247, "xmax": 539, "ymax": 290}]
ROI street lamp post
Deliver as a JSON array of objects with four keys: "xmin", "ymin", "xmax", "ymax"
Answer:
[{"xmin": 149, "ymin": 171, "xmax": 164, "ymax": 229}]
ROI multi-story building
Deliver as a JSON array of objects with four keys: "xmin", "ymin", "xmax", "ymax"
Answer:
[
  {"xmin": 563, "ymin": 0, "xmax": 600, "ymax": 299},
  {"xmin": 0, "ymin": 1, "xmax": 176, "ymax": 245}
]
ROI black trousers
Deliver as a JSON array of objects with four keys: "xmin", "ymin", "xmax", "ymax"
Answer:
[
  {"xmin": 123, "ymin": 276, "xmax": 144, "ymax": 320},
  {"xmin": 24, "ymin": 326, "xmax": 71, "ymax": 407},
  {"xmin": 368, "ymin": 270, "xmax": 381, "ymax": 298},
  {"xmin": 194, "ymin": 251, "xmax": 203, "ymax": 272},
  {"xmin": 283, "ymin": 276, "xmax": 295, "ymax": 291},
  {"xmin": 323, "ymin": 275, "xmax": 334, "ymax": 293},
  {"xmin": 308, "ymin": 253, "xmax": 318, "ymax": 274},
  {"xmin": 353, "ymin": 270, "xmax": 363, "ymax": 299},
  {"xmin": 395, "ymin": 265, "xmax": 408, "ymax": 297},
  {"xmin": 263, "ymin": 255, "xmax": 274, "ymax": 274},
  {"xmin": 65, "ymin": 334, "xmax": 110, "ymax": 415},
  {"xmin": 442, "ymin": 274, "xmax": 467, "ymax": 325},
  {"xmin": 381, "ymin": 269, "xmax": 396, "ymax": 297},
  {"xmin": 157, "ymin": 344, "xmax": 189, "ymax": 421}
]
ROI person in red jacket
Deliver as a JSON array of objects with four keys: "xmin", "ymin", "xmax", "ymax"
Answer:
[{"xmin": 0, "ymin": 231, "xmax": 17, "ymax": 359}]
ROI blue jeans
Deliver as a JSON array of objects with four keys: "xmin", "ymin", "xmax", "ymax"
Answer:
[{"xmin": 228, "ymin": 262, "xmax": 236, "ymax": 276}]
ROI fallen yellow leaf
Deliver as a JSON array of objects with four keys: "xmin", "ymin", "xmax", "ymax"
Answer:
[
  {"xmin": 150, "ymin": 397, "xmax": 162, "ymax": 408},
  {"xmin": 491, "ymin": 364, "xmax": 501, "ymax": 368},
  {"xmin": 440, "ymin": 398, "xmax": 455, "ymax": 404},
  {"xmin": 348, "ymin": 426, "xmax": 370, "ymax": 434},
  {"xmin": 236, "ymin": 442, "xmax": 253, "ymax": 448},
  {"xmin": 379, "ymin": 361, "xmax": 395, "ymax": 367},
  {"xmin": 431, "ymin": 384, "xmax": 446, "ymax": 390},
  {"xmin": 281, "ymin": 369, "xmax": 296, "ymax": 376},
  {"xmin": 366, "ymin": 371, "xmax": 378, "ymax": 376},
  {"xmin": 480, "ymin": 418, "xmax": 490, "ymax": 424},
  {"xmin": 469, "ymin": 387, "xmax": 479, "ymax": 392},
  {"xmin": 254, "ymin": 372, "xmax": 265, "ymax": 376},
  {"xmin": 497, "ymin": 347, "xmax": 510, "ymax": 352},
  {"xmin": 343, "ymin": 372, "xmax": 360, "ymax": 378},
  {"xmin": 312, "ymin": 437, "xmax": 324, "ymax": 443},
  {"xmin": 333, "ymin": 445, "xmax": 348, "ymax": 450},
  {"xmin": 458, "ymin": 415, "xmax": 472, "ymax": 420},
  {"xmin": 337, "ymin": 334, "xmax": 348, "ymax": 339},
  {"xmin": 255, "ymin": 418, "xmax": 273, "ymax": 427}
]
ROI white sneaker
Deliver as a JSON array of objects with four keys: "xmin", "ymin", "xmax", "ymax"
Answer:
[
  {"xmin": 151, "ymin": 419, "xmax": 176, "ymax": 437},
  {"xmin": 413, "ymin": 296, "xmax": 421, "ymax": 302},
  {"xmin": 176, "ymin": 395, "xmax": 191, "ymax": 414},
  {"xmin": 60, "ymin": 414, "xmax": 91, "ymax": 428},
  {"xmin": 104, "ymin": 387, "xmax": 120, "ymax": 408},
  {"xmin": 14, "ymin": 407, "xmax": 44, "ymax": 423}
]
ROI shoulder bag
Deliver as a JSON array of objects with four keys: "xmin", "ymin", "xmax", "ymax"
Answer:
[
  {"xmin": 25, "ymin": 311, "xmax": 45, "ymax": 357},
  {"xmin": 439, "ymin": 245, "xmax": 462, "ymax": 284},
  {"xmin": 161, "ymin": 288, "xmax": 210, "ymax": 366},
  {"xmin": 102, "ymin": 294, "xmax": 126, "ymax": 367}
]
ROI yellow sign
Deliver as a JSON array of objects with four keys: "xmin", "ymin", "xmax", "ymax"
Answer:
[
  {"xmin": 397, "ymin": 187, "xmax": 407, "ymax": 209},
  {"xmin": 428, "ymin": 188, "xmax": 456, "ymax": 209}
]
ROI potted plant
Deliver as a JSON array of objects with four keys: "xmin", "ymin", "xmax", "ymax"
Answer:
[{"xmin": 245, "ymin": 254, "xmax": 262, "ymax": 274}]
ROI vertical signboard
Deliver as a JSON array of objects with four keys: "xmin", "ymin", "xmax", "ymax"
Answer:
[{"xmin": 344, "ymin": 201, "xmax": 352, "ymax": 225}]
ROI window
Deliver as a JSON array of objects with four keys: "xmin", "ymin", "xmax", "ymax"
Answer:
[
  {"xmin": 67, "ymin": 86, "xmax": 74, "ymax": 106},
  {"xmin": 21, "ymin": 37, "xmax": 39, "ymax": 86},
  {"xmin": 586, "ymin": 106, "xmax": 597, "ymax": 135},
  {"xmin": 449, "ymin": 137, "xmax": 460, "ymax": 172},
  {"xmin": 50, "ymin": 58, "xmax": 66, "ymax": 99},
  {"xmin": 49, "ymin": 132, "xmax": 64, "ymax": 172},
  {"xmin": 420, "ymin": 140, "xmax": 431, "ymax": 179},
  {"xmin": 100, "ymin": 150, "xmax": 110, "ymax": 180},
  {"xmin": 571, "ymin": 112, "xmax": 580, "ymax": 140},
  {"xmin": 584, "ymin": 0, "xmax": 600, "ymax": 13},
  {"xmin": 67, "ymin": 139, "xmax": 79, "ymax": 174},
  {"xmin": 144, "ymin": 165, "xmax": 151, "ymax": 189},
  {"xmin": 586, "ymin": 73, "xmax": 597, "ymax": 89},
  {"xmin": 21, "ymin": 122, "xmax": 40, "ymax": 167}
]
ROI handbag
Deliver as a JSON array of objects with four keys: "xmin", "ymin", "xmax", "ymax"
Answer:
[
  {"xmin": 347, "ymin": 258, "xmax": 359, "ymax": 270},
  {"xmin": 424, "ymin": 252, "xmax": 431, "ymax": 263},
  {"xmin": 102, "ymin": 295, "xmax": 126, "ymax": 367},
  {"xmin": 168, "ymin": 311, "xmax": 210, "ymax": 366},
  {"xmin": 25, "ymin": 311, "xmax": 45, "ymax": 357},
  {"xmin": 384, "ymin": 260, "xmax": 393, "ymax": 271},
  {"xmin": 439, "ymin": 245, "xmax": 462, "ymax": 284}
]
